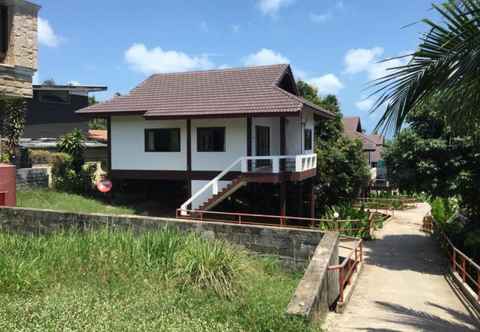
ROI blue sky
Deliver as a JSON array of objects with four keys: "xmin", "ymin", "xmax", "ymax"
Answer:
[{"xmin": 34, "ymin": 0, "xmax": 440, "ymax": 133}]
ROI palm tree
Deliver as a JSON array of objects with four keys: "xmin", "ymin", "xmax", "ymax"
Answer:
[{"xmin": 372, "ymin": 0, "xmax": 480, "ymax": 134}]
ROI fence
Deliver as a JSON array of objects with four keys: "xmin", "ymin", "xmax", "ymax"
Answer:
[
  {"xmin": 328, "ymin": 236, "xmax": 363, "ymax": 304},
  {"xmin": 423, "ymin": 215, "xmax": 480, "ymax": 304},
  {"xmin": 355, "ymin": 197, "xmax": 417, "ymax": 212},
  {"xmin": 176, "ymin": 209, "xmax": 387, "ymax": 238}
]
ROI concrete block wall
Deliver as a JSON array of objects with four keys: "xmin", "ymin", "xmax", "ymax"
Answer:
[
  {"xmin": 16, "ymin": 167, "xmax": 49, "ymax": 188},
  {"xmin": 0, "ymin": 206, "xmax": 325, "ymax": 262},
  {"xmin": 286, "ymin": 232, "xmax": 340, "ymax": 320}
]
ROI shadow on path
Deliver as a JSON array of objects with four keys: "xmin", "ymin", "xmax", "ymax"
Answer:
[
  {"xmin": 364, "ymin": 234, "xmax": 449, "ymax": 275},
  {"xmin": 359, "ymin": 301, "xmax": 479, "ymax": 332}
]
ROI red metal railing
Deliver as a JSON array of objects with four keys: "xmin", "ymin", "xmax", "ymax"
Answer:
[
  {"xmin": 176, "ymin": 208, "xmax": 377, "ymax": 235},
  {"xmin": 328, "ymin": 236, "xmax": 363, "ymax": 303},
  {"xmin": 423, "ymin": 216, "xmax": 480, "ymax": 303}
]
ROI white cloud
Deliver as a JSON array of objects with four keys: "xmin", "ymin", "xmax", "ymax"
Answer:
[
  {"xmin": 125, "ymin": 43, "xmax": 214, "ymax": 75},
  {"xmin": 355, "ymin": 97, "xmax": 375, "ymax": 111},
  {"xmin": 243, "ymin": 48, "xmax": 289, "ymax": 67},
  {"xmin": 307, "ymin": 74, "xmax": 344, "ymax": 95},
  {"xmin": 344, "ymin": 47, "xmax": 384, "ymax": 75},
  {"xmin": 344, "ymin": 47, "xmax": 411, "ymax": 80},
  {"xmin": 309, "ymin": 12, "xmax": 332, "ymax": 23},
  {"xmin": 38, "ymin": 18, "xmax": 60, "ymax": 47},
  {"xmin": 257, "ymin": 0, "xmax": 293, "ymax": 16},
  {"xmin": 68, "ymin": 80, "xmax": 81, "ymax": 86}
]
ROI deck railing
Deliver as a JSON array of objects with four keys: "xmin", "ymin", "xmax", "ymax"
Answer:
[
  {"xmin": 423, "ymin": 215, "xmax": 480, "ymax": 303},
  {"xmin": 179, "ymin": 154, "xmax": 317, "ymax": 215},
  {"xmin": 328, "ymin": 236, "xmax": 363, "ymax": 303}
]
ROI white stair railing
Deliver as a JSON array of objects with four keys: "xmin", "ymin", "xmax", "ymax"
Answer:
[{"xmin": 179, "ymin": 154, "xmax": 317, "ymax": 215}]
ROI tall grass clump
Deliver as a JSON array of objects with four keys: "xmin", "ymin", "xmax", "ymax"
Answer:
[
  {"xmin": 176, "ymin": 235, "xmax": 244, "ymax": 298},
  {"xmin": 0, "ymin": 229, "xmax": 245, "ymax": 297}
]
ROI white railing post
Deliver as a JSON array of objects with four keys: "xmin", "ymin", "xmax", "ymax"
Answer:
[
  {"xmin": 295, "ymin": 156, "xmax": 302, "ymax": 172},
  {"xmin": 212, "ymin": 181, "xmax": 219, "ymax": 195},
  {"xmin": 272, "ymin": 157, "xmax": 280, "ymax": 173},
  {"xmin": 241, "ymin": 159, "xmax": 248, "ymax": 173}
]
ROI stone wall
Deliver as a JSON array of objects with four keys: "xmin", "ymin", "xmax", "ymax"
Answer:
[
  {"xmin": 286, "ymin": 232, "xmax": 340, "ymax": 321},
  {"xmin": 16, "ymin": 167, "xmax": 49, "ymax": 188},
  {"xmin": 0, "ymin": 206, "xmax": 325, "ymax": 262},
  {"xmin": 0, "ymin": 0, "xmax": 40, "ymax": 98}
]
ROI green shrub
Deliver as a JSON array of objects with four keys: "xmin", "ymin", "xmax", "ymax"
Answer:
[
  {"xmin": 51, "ymin": 152, "xmax": 96, "ymax": 194},
  {"xmin": 57, "ymin": 129, "xmax": 86, "ymax": 173},
  {"xmin": 176, "ymin": 235, "xmax": 243, "ymax": 298}
]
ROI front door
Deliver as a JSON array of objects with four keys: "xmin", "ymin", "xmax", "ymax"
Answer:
[{"xmin": 255, "ymin": 126, "xmax": 270, "ymax": 169}]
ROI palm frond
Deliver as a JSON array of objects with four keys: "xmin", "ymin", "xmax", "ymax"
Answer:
[{"xmin": 371, "ymin": 0, "xmax": 480, "ymax": 135}]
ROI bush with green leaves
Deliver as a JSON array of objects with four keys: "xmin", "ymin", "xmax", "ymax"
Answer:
[
  {"xmin": 52, "ymin": 131, "xmax": 95, "ymax": 194},
  {"xmin": 57, "ymin": 129, "xmax": 86, "ymax": 173}
]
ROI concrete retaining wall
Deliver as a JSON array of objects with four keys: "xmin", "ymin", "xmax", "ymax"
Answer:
[
  {"xmin": 16, "ymin": 168, "xmax": 49, "ymax": 188},
  {"xmin": 286, "ymin": 232, "xmax": 340, "ymax": 320},
  {"xmin": 0, "ymin": 206, "xmax": 324, "ymax": 263}
]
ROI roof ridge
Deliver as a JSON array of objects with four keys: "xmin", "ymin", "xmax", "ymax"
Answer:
[{"xmin": 150, "ymin": 64, "xmax": 289, "ymax": 77}]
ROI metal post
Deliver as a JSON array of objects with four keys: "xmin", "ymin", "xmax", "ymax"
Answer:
[
  {"xmin": 452, "ymin": 248, "xmax": 456, "ymax": 272},
  {"xmin": 339, "ymin": 268, "xmax": 344, "ymax": 302},
  {"xmin": 360, "ymin": 241, "xmax": 363, "ymax": 262}
]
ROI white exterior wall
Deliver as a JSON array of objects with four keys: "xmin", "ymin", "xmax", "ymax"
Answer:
[
  {"xmin": 191, "ymin": 118, "xmax": 247, "ymax": 171},
  {"xmin": 110, "ymin": 116, "xmax": 187, "ymax": 170},
  {"xmin": 286, "ymin": 115, "xmax": 302, "ymax": 155},
  {"xmin": 285, "ymin": 111, "xmax": 315, "ymax": 155},
  {"xmin": 252, "ymin": 117, "xmax": 281, "ymax": 156},
  {"xmin": 191, "ymin": 180, "xmax": 231, "ymax": 209}
]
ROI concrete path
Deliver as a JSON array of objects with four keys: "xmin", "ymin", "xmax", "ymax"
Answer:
[{"xmin": 324, "ymin": 203, "xmax": 479, "ymax": 331}]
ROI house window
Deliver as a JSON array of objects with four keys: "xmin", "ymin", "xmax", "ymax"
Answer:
[
  {"xmin": 0, "ymin": 6, "xmax": 8, "ymax": 59},
  {"xmin": 304, "ymin": 128, "xmax": 313, "ymax": 150},
  {"xmin": 38, "ymin": 91, "xmax": 70, "ymax": 104},
  {"xmin": 145, "ymin": 128, "xmax": 181, "ymax": 152},
  {"xmin": 197, "ymin": 127, "xmax": 225, "ymax": 152}
]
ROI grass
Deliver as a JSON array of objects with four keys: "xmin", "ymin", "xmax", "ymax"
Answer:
[
  {"xmin": 17, "ymin": 188, "xmax": 135, "ymax": 215},
  {"xmin": 0, "ymin": 229, "xmax": 321, "ymax": 331}
]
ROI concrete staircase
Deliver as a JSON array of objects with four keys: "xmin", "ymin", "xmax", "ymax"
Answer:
[{"xmin": 197, "ymin": 177, "xmax": 246, "ymax": 211}]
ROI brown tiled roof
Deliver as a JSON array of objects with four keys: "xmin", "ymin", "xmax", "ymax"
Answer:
[
  {"xmin": 76, "ymin": 64, "xmax": 333, "ymax": 119},
  {"xmin": 343, "ymin": 117, "xmax": 362, "ymax": 132}
]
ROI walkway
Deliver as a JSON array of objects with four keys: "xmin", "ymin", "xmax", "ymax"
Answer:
[{"xmin": 324, "ymin": 203, "xmax": 479, "ymax": 331}]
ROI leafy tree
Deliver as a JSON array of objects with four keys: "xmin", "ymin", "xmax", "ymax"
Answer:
[
  {"xmin": 371, "ymin": 0, "xmax": 480, "ymax": 134},
  {"xmin": 297, "ymin": 81, "xmax": 370, "ymax": 211},
  {"xmin": 0, "ymin": 95, "xmax": 27, "ymax": 162},
  {"xmin": 383, "ymin": 95, "xmax": 480, "ymax": 217},
  {"xmin": 57, "ymin": 129, "xmax": 86, "ymax": 173}
]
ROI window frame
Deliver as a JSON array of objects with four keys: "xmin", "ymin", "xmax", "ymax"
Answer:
[
  {"xmin": 197, "ymin": 127, "xmax": 226, "ymax": 152},
  {"xmin": 0, "ymin": 5, "xmax": 9, "ymax": 60},
  {"xmin": 38, "ymin": 91, "xmax": 71, "ymax": 104},
  {"xmin": 144, "ymin": 128, "xmax": 181, "ymax": 153},
  {"xmin": 304, "ymin": 128, "xmax": 313, "ymax": 151}
]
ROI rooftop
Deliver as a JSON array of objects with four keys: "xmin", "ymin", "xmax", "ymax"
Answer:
[{"xmin": 76, "ymin": 64, "xmax": 333, "ymax": 119}]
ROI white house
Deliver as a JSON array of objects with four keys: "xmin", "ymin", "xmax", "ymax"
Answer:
[{"xmin": 77, "ymin": 64, "xmax": 333, "ymax": 217}]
